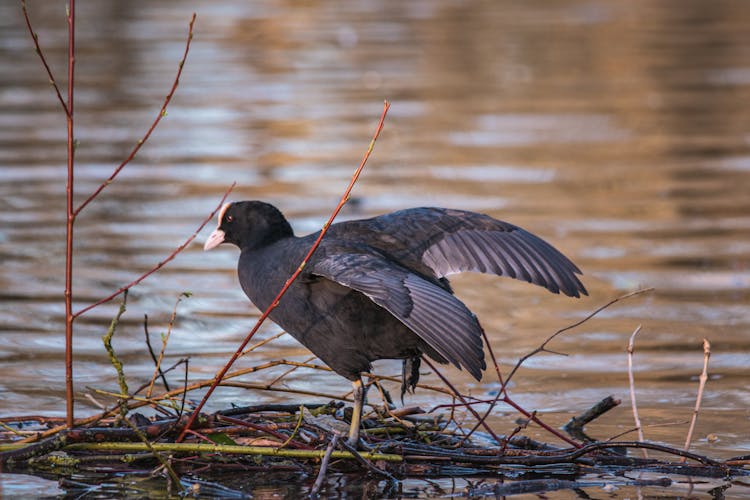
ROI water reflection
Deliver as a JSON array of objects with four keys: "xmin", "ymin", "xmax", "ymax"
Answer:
[{"xmin": 1, "ymin": 0, "xmax": 750, "ymax": 495}]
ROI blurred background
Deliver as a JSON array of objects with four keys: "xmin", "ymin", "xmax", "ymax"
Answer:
[{"xmin": 1, "ymin": 0, "xmax": 749, "ymax": 486}]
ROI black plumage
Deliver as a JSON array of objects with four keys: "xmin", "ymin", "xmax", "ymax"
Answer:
[{"xmin": 204, "ymin": 200, "xmax": 587, "ymax": 445}]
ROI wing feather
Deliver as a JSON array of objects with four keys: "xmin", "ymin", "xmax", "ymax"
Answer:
[
  {"xmin": 310, "ymin": 253, "xmax": 486, "ymax": 380},
  {"xmin": 343, "ymin": 208, "xmax": 587, "ymax": 297}
]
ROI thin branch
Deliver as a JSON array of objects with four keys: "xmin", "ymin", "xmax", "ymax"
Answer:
[
  {"xmin": 463, "ymin": 327, "xmax": 508, "ymax": 440},
  {"xmin": 266, "ymin": 355, "xmax": 317, "ymax": 388},
  {"xmin": 504, "ymin": 288, "xmax": 654, "ymax": 388},
  {"xmin": 241, "ymin": 330, "xmax": 286, "ymax": 356},
  {"xmin": 682, "ymin": 338, "xmax": 711, "ymax": 462},
  {"xmin": 20, "ymin": 1, "xmax": 70, "ymax": 117},
  {"xmin": 627, "ymin": 324, "xmax": 647, "ymax": 458},
  {"xmin": 309, "ymin": 432, "xmax": 340, "ymax": 498},
  {"xmin": 422, "ymin": 358, "xmax": 505, "ymax": 445},
  {"xmin": 177, "ymin": 101, "xmax": 391, "ymax": 442},
  {"xmin": 143, "ymin": 314, "xmax": 171, "ymax": 392},
  {"xmin": 72, "ymin": 183, "xmax": 235, "ymax": 318},
  {"xmin": 74, "ymin": 13, "xmax": 197, "ymax": 215},
  {"xmin": 146, "ymin": 293, "xmax": 190, "ymax": 398}
]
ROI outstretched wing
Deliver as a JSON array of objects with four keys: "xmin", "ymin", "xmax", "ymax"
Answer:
[
  {"xmin": 310, "ymin": 252, "xmax": 486, "ymax": 380},
  {"xmin": 334, "ymin": 207, "xmax": 587, "ymax": 298}
]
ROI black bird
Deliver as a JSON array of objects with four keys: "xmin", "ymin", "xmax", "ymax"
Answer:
[{"xmin": 204, "ymin": 201, "xmax": 587, "ymax": 445}]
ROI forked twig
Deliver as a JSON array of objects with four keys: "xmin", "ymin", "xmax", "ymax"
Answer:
[
  {"xmin": 146, "ymin": 293, "xmax": 190, "ymax": 398},
  {"xmin": 177, "ymin": 101, "xmax": 391, "ymax": 442},
  {"xmin": 143, "ymin": 314, "xmax": 170, "ymax": 392},
  {"xmin": 682, "ymin": 338, "xmax": 711, "ymax": 462},
  {"xmin": 627, "ymin": 324, "xmax": 647, "ymax": 458},
  {"xmin": 504, "ymin": 288, "xmax": 654, "ymax": 388}
]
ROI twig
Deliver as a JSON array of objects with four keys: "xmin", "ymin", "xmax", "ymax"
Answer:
[
  {"xmin": 309, "ymin": 432, "xmax": 340, "ymax": 498},
  {"xmin": 422, "ymin": 358, "xmax": 505, "ymax": 445},
  {"xmin": 219, "ymin": 382, "xmax": 351, "ymax": 402},
  {"xmin": 278, "ymin": 406, "xmax": 306, "ymax": 449},
  {"xmin": 102, "ymin": 291, "xmax": 130, "ymax": 399},
  {"xmin": 74, "ymin": 13, "xmax": 197, "ymax": 215},
  {"xmin": 504, "ymin": 288, "xmax": 654, "ymax": 388},
  {"xmin": 143, "ymin": 314, "xmax": 170, "ymax": 392},
  {"xmin": 241, "ymin": 330, "xmax": 287, "ymax": 356},
  {"xmin": 177, "ymin": 101, "xmax": 391, "ymax": 442},
  {"xmin": 267, "ymin": 355, "xmax": 317, "ymax": 388},
  {"xmin": 627, "ymin": 324, "xmax": 647, "ymax": 458},
  {"xmin": 178, "ymin": 357, "xmax": 189, "ymax": 421},
  {"xmin": 682, "ymin": 339, "xmax": 711, "ymax": 462},
  {"xmin": 20, "ymin": 1, "xmax": 70, "ymax": 117},
  {"xmin": 466, "ymin": 323, "xmax": 571, "ymax": 447},
  {"xmin": 73, "ymin": 183, "xmax": 235, "ymax": 319},
  {"xmin": 146, "ymin": 293, "xmax": 190, "ymax": 398}
]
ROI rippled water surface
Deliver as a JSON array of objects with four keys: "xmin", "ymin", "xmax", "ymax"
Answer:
[{"xmin": 2, "ymin": 0, "xmax": 750, "ymax": 497}]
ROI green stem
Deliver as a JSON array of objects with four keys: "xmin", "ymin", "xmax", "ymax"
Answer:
[{"xmin": 63, "ymin": 442, "xmax": 404, "ymax": 462}]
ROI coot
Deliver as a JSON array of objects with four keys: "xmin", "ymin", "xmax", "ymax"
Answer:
[{"xmin": 204, "ymin": 201, "xmax": 587, "ymax": 445}]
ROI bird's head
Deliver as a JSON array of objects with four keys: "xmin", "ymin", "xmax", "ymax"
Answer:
[{"xmin": 204, "ymin": 201, "xmax": 293, "ymax": 252}]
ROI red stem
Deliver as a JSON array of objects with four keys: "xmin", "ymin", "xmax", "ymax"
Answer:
[
  {"xmin": 422, "ymin": 358, "xmax": 505, "ymax": 444},
  {"xmin": 74, "ymin": 13, "xmax": 197, "ymax": 216},
  {"xmin": 176, "ymin": 101, "xmax": 391, "ymax": 442},
  {"xmin": 64, "ymin": 0, "xmax": 76, "ymax": 429},
  {"xmin": 72, "ymin": 183, "xmax": 236, "ymax": 319}
]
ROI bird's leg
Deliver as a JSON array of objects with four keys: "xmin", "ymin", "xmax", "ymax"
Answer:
[{"xmin": 347, "ymin": 377, "xmax": 366, "ymax": 447}]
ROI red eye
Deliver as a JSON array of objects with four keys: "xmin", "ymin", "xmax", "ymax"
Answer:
[{"xmin": 226, "ymin": 215, "xmax": 234, "ymax": 223}]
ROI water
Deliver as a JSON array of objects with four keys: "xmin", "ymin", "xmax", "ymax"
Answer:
[{"xmin": 1, "ymin": 0, "xmax": 749, "ymax": 497}]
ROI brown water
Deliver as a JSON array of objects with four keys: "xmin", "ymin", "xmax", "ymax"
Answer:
[{"xmin": 1, "ymin": 0, "xmax": 750, "ymax": 497}]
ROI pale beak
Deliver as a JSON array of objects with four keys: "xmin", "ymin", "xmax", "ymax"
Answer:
[{"xmin": 204, "ymin": 228, "xmax": 226, "ymax": 251}]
